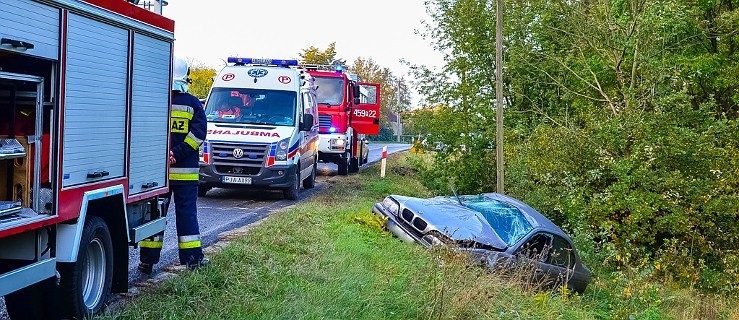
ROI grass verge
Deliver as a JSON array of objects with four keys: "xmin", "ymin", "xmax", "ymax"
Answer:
[{"xmin": 101, "ymin": 154, "xmax": 738, "ymax": 320}]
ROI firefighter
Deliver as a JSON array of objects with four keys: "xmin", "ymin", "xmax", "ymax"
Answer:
[{"xmin": 139, "ymin": 57, "xmax": 209, "ymax": 274}]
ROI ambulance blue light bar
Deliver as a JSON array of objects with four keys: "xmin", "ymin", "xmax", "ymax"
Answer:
[{"xmin": 228, "ymin": 57, "xmax": 299, "ymax": 66}]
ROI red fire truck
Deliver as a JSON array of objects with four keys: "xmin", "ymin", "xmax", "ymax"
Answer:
[
  {"xmin": 0, "ymin": 0, "xmax": 174, "ymax": 318},
  {"xmin": 306, "ymin": 67, "xmax": 381, "ymax": 174}
]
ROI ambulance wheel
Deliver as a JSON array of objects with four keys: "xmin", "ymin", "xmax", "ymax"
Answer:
[
  {"xmin": 303, "ymin": 163, "xmax": 316, "ymax": 189},
  {"xmin": 198, "ymin": 186, "xmax": 211, "ymax": 197},
  {"xmin": 58, "ymin": 215, "xmax": 113, "ymax": 319},
  {"xmin": 284, "ymin": 169, "xmax": 300, "ymax": 200},
  {"xmin": 5, "ymin": 277, "xmax": 59, "ymax": 320},
  {"xmin": 337, "ymin": 153, "xmax": 349, "ymax": 176},
  {"xmin": 350, "ymin": 157, "xmax": 360, "ymax": 173}
]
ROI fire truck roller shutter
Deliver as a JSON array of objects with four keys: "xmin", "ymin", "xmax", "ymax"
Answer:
[
  {"xmin": 128, "ymin": 33, "xmax": 170, "ymax": 195},
  {"xmin": 0, "ymin": 0, "xmax": 60, "ymax": 60},
  {"xmin": 62, "ymin": 13, "xmax": 129, "ymax": 187}
]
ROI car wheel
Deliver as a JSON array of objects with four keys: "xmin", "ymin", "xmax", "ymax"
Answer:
[
  {"xmin": 337, "ymin": 153, "xmax": 349, "ymax": 176},
  {"xmin": 284, "ymin": 169, "xmax": 300, "ymax": 200},
  {"xmin": 303, "ymin": 163, "xmax": 316, "ymax": 189},
  {"xmin": 58, "ymin": 215, "xmax": 113, "ymax": 319},
  {"xmin": 4, "ymin": 277, "xmax": 59, "ymax": 320}
]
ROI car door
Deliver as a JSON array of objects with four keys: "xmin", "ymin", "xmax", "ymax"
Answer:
[
  {"xmin": 514, "ymin": 232, "xmax": 553, "ymax": 285},
  {"xmin": 541, "ymin": 235, "xmax": 576, "ymax": 289}
]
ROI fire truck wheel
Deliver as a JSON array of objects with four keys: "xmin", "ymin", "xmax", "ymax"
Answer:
[
  {"xmin": 337, "ymin": 153, "xmax": 350, "ymax": 176},
  {"xmin": 350, "ymin": 157, "xmax": 360, "ymax": 173},
  {"xmin": 4, "ymin": 277, "xmax": 59, "ymax": 320},
  {"xmin": 284, "ymin": 169, "xmax": 300, "ymax": 200},
  {"xmin": 58, "ymin": 215, "xmax": 113, "ymax": 319},
  {"xmin": 303, "ymin": 163, "xmax": 317, "ymax": 189}
]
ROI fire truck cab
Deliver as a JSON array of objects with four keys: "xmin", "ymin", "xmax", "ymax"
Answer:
[
  {"xmin": 0, "ymin": 0, "xmax": 174, "ymax": 318},
  {"xmin": 307, "ymin": 67, "xmax": 381, "ymax": 175},
  {"xmin": 198, "ymin": 58, "xmax": 319, "ymax": 200}
]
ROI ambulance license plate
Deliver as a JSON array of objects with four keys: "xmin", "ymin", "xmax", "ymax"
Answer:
[{"xmin": 223, "ymin": 176, "xmax": 252, "ymax": 184}]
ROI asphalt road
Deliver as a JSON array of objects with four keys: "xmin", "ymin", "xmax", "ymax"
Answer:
[{"xmin": 0, "ymin": 142, "xmax": 410, "ymax": 319}]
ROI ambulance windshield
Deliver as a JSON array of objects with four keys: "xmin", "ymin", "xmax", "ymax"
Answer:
[
  {"xmin": 205, "ymin": 88, "xmax": 296, "ymax": 126},
  {"xmin": 314, "ymin": 76, "xmax": 344, "ymax": 106}
]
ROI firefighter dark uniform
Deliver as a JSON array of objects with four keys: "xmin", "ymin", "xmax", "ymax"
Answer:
[{"xmin": 139, "ymin": 90, "xmax": 208, "ymax": 272}]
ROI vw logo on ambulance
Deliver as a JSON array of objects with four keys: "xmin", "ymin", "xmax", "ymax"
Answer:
[{"xmin": 232, "ymin": 148, "xmax": 244, "ymax": 159}]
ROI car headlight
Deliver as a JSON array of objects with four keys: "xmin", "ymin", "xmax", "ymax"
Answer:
[
  {"xmin": 382, "ymin": 196, "xmax": 400, "ymax": 215},
  {"xmin": 276, "ymin": 138, "xmax": 289, "ymax": 161}
]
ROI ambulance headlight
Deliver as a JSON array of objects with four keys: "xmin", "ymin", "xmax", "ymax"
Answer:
[
  {"xmin": 276, "ymin": 151, "xmax": 287, "ymax": 161},
  {"xmin": 332, "ymin": 138, "xmax": 346, "ymax": 146},
  {"xmin": 276, "ymin": 138, "xmax": 290, "ymax": 161}
]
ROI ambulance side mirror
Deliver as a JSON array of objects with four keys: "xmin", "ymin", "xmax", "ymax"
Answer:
[{"xmin": 300, "ymin": 114, "xmax": 314, "ymax": 131}]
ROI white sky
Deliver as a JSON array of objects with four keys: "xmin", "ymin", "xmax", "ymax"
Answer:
[{"xmin": 162, "ymin": 0, "xmax": 445, "ymax": 106}]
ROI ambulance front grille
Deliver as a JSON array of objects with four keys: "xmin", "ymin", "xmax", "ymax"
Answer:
[{"xmin": 210, "ymin": 142, "xmax": 269, "ymax": 176}]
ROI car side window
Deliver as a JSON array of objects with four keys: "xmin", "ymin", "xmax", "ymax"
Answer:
[
  {"xmin": 516, "ymin": 233, "xmax": 552, "ymax": 262},
  {"xmin": 548, "ymin": 235, "xmax": 575, "ymax": 268}
]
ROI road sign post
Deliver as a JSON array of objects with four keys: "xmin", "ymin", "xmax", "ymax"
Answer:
[{"xmin": 380, "ymin": 146, "xmax": 388, "ymax": 178}]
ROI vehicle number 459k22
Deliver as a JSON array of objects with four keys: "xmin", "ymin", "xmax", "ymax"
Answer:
[{"xmin": 353, "ymin": 109, "xmax": 377, "ymax": 118}]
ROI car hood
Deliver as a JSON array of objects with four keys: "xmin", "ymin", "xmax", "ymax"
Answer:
[{"xmin": 399, "ymin": 196, "xmax": 508, "ymax": 250}]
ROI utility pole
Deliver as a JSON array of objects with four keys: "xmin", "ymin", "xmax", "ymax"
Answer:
[{"xmin": 495, "ymin": 0, "xmax": 505, "ymax": 194}]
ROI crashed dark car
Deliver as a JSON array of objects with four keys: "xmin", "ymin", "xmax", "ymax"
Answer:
[{"xmin": 373, "ymin": 193, "xmax": 592, "ymax": 293}]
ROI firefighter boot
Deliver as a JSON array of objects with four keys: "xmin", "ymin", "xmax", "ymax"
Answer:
[
  {"xmin": 186, "ymin": 257, "xmax": 210, "ymax": 271},
  {"xmin": 138, "ymin": 262, "xmax": 154, "ymax": 275}
]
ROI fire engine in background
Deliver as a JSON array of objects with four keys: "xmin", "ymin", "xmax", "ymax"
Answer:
[
  {"xmin": 305, "ymin": 66, "xmax": 381, "ymax": 175},
  {"xmin": 0, "ymin": 0, "xmax": 174, "ymax": 318},
  {"xmin": 198, "ymin": 58, "xmax": 319, "ymax": 200}
]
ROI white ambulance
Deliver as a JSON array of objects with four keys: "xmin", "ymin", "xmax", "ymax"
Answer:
[{"xmin": 198, "ymin": 58, "xmax": 319, "ymax": 200}]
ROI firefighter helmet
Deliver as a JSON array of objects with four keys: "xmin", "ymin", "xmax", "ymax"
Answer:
[{"xmin": 172, "ymin": 56, "xmax": 190, "ymax": 92}]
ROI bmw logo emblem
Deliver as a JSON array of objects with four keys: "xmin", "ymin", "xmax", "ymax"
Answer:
[{"xmin": 233, "ymin": 148, "xmax": 244, "ymax": 159}]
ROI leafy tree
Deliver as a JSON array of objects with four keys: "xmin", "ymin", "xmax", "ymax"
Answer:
[
  {"xmin": 299, "ymin": 42, "xmax": 343, "ymax": 65},
  {"xmin": 187, "ymin": 62, "xmax": 216, "ymax": 99}
]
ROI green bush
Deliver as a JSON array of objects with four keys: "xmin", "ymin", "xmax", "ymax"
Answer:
[{"xmin": 412, "ymin": 100, "xmax": 739, "ymax": 294}]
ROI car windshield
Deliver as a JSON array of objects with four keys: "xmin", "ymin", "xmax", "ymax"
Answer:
[
  {"xmin": 459, "ymin": 195, "xmax": 533, "ymax": 246},
  {"xmin": 205, "ymin": 88, "xmax": 296, "ymax": 126},
  {"xmin": 314, "ymin": 76, "xmax": 344, "ymax": 106}
]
